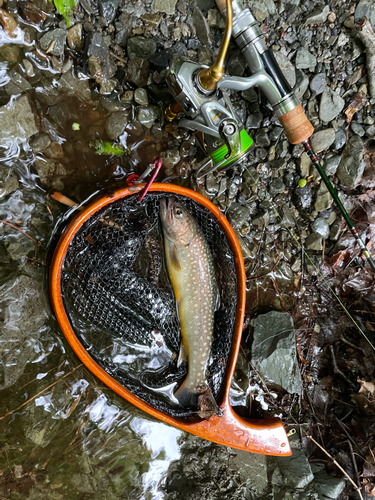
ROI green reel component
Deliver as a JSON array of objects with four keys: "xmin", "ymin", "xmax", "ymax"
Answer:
[{"xmin": 210, "ymin": 129, "xmax": 253, "ymax": 170}]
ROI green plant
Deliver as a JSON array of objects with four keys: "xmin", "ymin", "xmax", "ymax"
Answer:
[{"xmin": 48, "ymin": 0, "xmax": 76, "ymax": 27}]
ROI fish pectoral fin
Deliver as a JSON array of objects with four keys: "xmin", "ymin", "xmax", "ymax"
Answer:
[
  {"xmin": 170, "ymin": 243, "xmax": 182, "ymax": 271},
  {"xmin": 177, "ymin": 342, "xmax": 188, "ymax": 367}
]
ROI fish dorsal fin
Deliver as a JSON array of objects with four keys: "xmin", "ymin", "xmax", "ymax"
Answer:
[
  {"xmin": 170, "ymin": 243, "xmax": 182, "ymax": 271},
  {"xmin": 177, "ymin": 342, "xmax": 188, "ymax": 367}
]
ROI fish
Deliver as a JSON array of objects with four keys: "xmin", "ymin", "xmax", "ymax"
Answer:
[{"xmin": 160, "ymin": 196, "xmax": 222, "ymax": 418}]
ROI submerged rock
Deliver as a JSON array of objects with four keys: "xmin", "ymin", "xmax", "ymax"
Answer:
[
  {"xmin": 250, "ymin": 311, "xmax": 302, "ymax": 394},
  {"xmin": 0, "ymin": 166, "xmax": 19, "ymax": 199},
  {"xmin": 58, "ymin": 70, "xmax": 92, "ymax": 100},
  {"xmin": 105, "ymin": 111, "xmax": 129, "ymax": 139},
  {"xmin": 0, "ymin": 95, "xmax": 39, "ymax": 142}
]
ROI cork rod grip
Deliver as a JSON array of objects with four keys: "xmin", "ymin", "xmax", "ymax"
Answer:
[{"xmin": 278, "ymin": 104, "xmax": 314, "ymax": 144}]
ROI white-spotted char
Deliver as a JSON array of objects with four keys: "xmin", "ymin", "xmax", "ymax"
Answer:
[{"xmin": 160, "ymin": 197, "xmax": 220, "ymax": 415}]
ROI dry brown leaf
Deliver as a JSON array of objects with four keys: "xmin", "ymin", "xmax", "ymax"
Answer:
[
  {"xmin": 366, "ymin": 482, "xmax": 375, "ymax": 497},
  {"xmin": 366, "ymin": 321, "xmax": 375, "ymax": 332},
  {"xmin": 358, "ymin": 378, "xmax": 375, "ymax": 397},
  {"xmin": 345, "ymin": 92, "xmax": 366, "ymax": 124},
  {"xmin": 364, "ymin": 462, "xmax": 375, "ymax": 478}
]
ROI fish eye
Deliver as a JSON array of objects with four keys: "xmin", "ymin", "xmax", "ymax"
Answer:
[{"xmin": 174, "ymin": 208, "xmax": 183, "ymax": 218}]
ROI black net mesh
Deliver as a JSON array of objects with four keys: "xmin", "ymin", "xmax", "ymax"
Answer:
[{"xmin": 61, "ymin": 191, "xmax": 238, "ymax": 419}]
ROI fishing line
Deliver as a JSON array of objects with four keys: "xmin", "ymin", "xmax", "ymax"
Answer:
[{"xmin": 243, "ymin": 165, "xmax": 375, "ymax": 352}]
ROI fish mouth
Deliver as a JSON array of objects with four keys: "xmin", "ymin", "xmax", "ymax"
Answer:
[{"xmin": 160, "ymin": 197, "xmax": 177, "ymax": 224}]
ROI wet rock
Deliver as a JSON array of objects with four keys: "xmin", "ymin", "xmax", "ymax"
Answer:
[
  {"xmin": 255, "ymin": 129, "xmax": 270, "ymax": 147},
  {"xmin": 227, "ymin": 48, "xmax": 246, "ymax": 77},
  {"xmin": 98, "ymin": 0, "xmax": 121, "ymax": 22},
  {"xmin": 293, "ymin": 184, "xmax": 312, "ymax": 209},
  {"xmin": 310, "ymin": 128, "xmax": 335, "ymax": 153},
  {"xmin": 192, "ymin": 5, "xmax": 211, "ymax": 45},
  {"xmin": 270, "ymin": 127, "xmax": 284, "ymax": 142},
  {"xmin": 136, "ymin": 105, "xmax": 159, "ymax": 129},
  {"xmin": 314, "ymin": 182, "xmax": 333, "ymax": 212},
  {"xmin": 4, "ymin": 68, "xmax": 32, "ymax": 96},
  {"xmin": 246, "ymin": 112, "xmax": 262, "ymax": 129},
  {"xmin": 271, "ymin": 446, "xmax": 314, "ymax": 490},
  {"xmin": 0, "ymin": 44, "xmax": 22, "ymax": 65},
  {"xmin": 226, "ymin": 203, "xmax": 251, "ymax": 230},
  {"xmin": 134, "ymin": 88, "xmax": 149, "ymax": 106},
  {"xmin": 269, "ymin": 177, "xmax": 285, "ymax": 196},
  {"xmin": 337, "ymin": 135, "xmax": 365, "ymax": 188},
  {"xmin": 207, "ymin": 8, "xmax": 225, "ymax": 28},
  {"xmin": 127, "ymin": 37, "xmax": 157, "ymax": 61},
  {"xmin": 355, "ymin": 0, "xmax": 375, "ymax": 27},
  {"xmin": 39, "ymin": 28, "xmax": 67, "ymax": 56},
  {"xmin": 334, "ymin": 128, "xmax": 346, "ymax": 150},
  {"xmin": 84, "ymin": 32, "xmax": 116, "ymax": 84},
  {"xmin": 105, "ymin": 111, "xmax": 129, "ymax": 139},
  {"xmin": 58, "ymin": 70, "xmax": 91, "ymax": 100},
  {"xmin": 141, "ymin": 13, "xmax": 162, "ymax": 27},
  {"xmin": 304, "ymin": 5, "xmax": 329, "ymax": 25},
  {"xmin": 229, "ymin": 452, "xmax": 269, "ymax": 497},
  {"xmin": 0, "ymin": 166, "xmax": 19, "ymax": 199},
  {"xmin": 205, "ymin": 172, "xmax": 219, "ymax": 195},
  {"xmin": 310, "ymin": 72, "xmax": 326, "ymax": 97},
  {"xmin": 273, "ymin": 51, "xmax": 296, "ymax": 87},
  {"xmin": 5, "ymin": 235, "xmax": 35, "ymax": 260},
  {"xmin": 161, "ymin": 148, "xmax": 180, "ymax": 169},
  {"xmin": 152, "ymin": 0, "xmax": 177, "ymax": 15},
  {"xmin": 319, "ymin": 88, "xmax": 345, "ymax": 123},
  {"xmin": 126, "ymin": 58, "xmax": 149, "ymax": 88},
  {"xmin": 311, "ymin": 217, "xmax": 330, "ymax": 239},
  {"xmin": 330, "ymin": 219, "xmax": 341, "ymax": 241},
  {"xmin": 0, "ymin": 273, "xmax": 47, "ymax": 389},
  {"xmin": 0, "ymin": 94, "xmax": 39, "ymax": 142},
  {"xmin": 295, "ymin": 47, "xmax": 317, "ymax": 69},
  {"xmin": 250, "ymin": 311, "xmax": 302, "ymax": 394},
  {"xmin": 351, "ymin": 122, "xmax": 365, "ymax": 137},
  {"xmin": 294, "ymin": 69, "xmax": 309, "ymax": 101},
  {"xmin": 150, "ymin": 49, "xmax": 173, "ymax": 70},
  {"xmin": 305, "ymin": 233, "xmax": 323, "ymax": 250},
  {"xmin": 34, "ymin": 158, "xmax": 68, "ymax": 191},
  {"xmin": 67, "ymin": 23, "xmax": 84, "ymax": 51},
  {"xmin": 324, "ymin": 154, "xmax": 341, "ymax": 175}
]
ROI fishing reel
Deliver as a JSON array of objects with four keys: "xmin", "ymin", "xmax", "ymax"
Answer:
[{"xmin": 165, "ymin": 0, "xmax": 314, "ymax": 177}]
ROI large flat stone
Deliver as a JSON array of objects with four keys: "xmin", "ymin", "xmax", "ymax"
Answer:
[{"xmin": 0, "ymin": 95, "xmax": 39, "ymax": 142}]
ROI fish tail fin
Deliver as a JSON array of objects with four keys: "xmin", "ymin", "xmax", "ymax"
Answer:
[{"xmin": 174, "ymin": 379, "xmax": 198, "ymax": 408}]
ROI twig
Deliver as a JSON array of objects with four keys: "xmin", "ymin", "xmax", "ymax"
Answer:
[
  {"xmin": 348, "ymin": 440, "xmax": 361, "ymax": 490},
  {"xmin": 0, "ymin": 364, "xmax": 82, "ymax": 421},
  {"xmin": 329, "ymin": 344, "xmax": 356, "ymax": 388},
  {"xmin": 356, "ymin": 17, "xmax": 375, "ymax": 98},
  {"xmin": 0, "ymin": 219, "xmax": 38, "ymax": 257},
  {"xmin": 306, "ymin": 434, "xmax": 364, "ymax": 499}
]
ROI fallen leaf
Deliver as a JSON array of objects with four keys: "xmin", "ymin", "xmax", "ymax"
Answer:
[
  {"xmin": 358, "ymin": 378, "xmax": 375, "ymax": 397},
  {"xmin": 366, "ymin": 321, "xmax": 375, "ymax": 332},
  {"xmin": 345, "ymin": 92, "xmax": 366, "ymax": 124}
]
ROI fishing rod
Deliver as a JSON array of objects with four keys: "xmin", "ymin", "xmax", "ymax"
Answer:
[{"xmin": 164, "ymin": 0, "xmax": 375, "ymax": 272}]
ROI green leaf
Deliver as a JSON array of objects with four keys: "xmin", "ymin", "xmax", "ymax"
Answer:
[
  {"xmin": 89, "ymin": 140, "xmax": 127, "ymax": 156},
  {"xmin": 48, "ymin": 0, "xmax": 76, "ymax": 27}
]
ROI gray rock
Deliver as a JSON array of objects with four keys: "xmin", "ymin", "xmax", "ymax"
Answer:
[
  {"xmin": 295, "ymin": 47, "xmax": 317, "ymax": 69},
  {"xmin": 0, "ymin": 273, "xmax": 47, "ymax": 389},
  {"xmin": 30, "ymin": 133, "xmax": 52, "ymax": 154},
  {"xmin": 127, "ymin": 37, "xmax": 157, "ymax": 61},
  {"xmin": 227, "ymin": 49, "xmax": 246, "ymax": 77},
  {"xmin": 294, "ymin": 69, "xmax": 309, "ymax": 101},
  {"xmin": 152, "ymin": 0, "xmax": 177, "ymax": 15},
  {"xmin": 248, "ymin": 0, "xmax": 276, "ymax": 22},
  {"xmin": 305, "ymin": 5, "xmax": 329, "ymax": 25},
  {"xmin": 207, "ymin": 8, "xmax": 225, "ymax": 28},
  {"xmin": 5, "ymin": 235, "xmax": 35, "ymax": 260},
  {"xmin": 255, "ymin": 129, "xmax": 270, "ymax": 147},
  {"xmin": 310, "ymin": 128, "xmax": 336, "ymax": 153},
  {"xmin": 319, "ymin": 88, "xmax": 345, "ymax": 123},
  {"xmin": 330, "ymin": 219, "xmax": 341, "ymax": 241},
  {"xmin": 366, "ymin": 124, "xmax": 375, "ymax": 138},
  {"xmin": 205, "ymin": 173, "xmax": 219, "ymax": 195},
  {"xmin": 134, "ymin": 88, "xmax": 149, "ymax": 106},
  {"xmin": 0, "ymin": 45, "xmax": 22, "ymax": 65},
  {"xmin": 226, "ymin": 203, "xmax": 251, "ymax": 230},
  {"xmin": 305, "ymin": 233, "xmax": 323, "ymax": 250},
  {"xmin": 136, "ymin": 105, "xmax": 159, "ymax": 129},
  {"xmin": 229, "ymin": 452, "xmax": 268, "ymax": 497},
  {"xmin": 250, "ymin": 311, "xmax": 302, "ymax": 394},
  {"xmin": 311, "ymin": 217, "xmax": 330, "ymax": 239},
  {"xmin": 246, "ymin": 113, "xmax": 262, "ymax": 129},
  {"xmin": 58, "ymin": 70, "xmax": 92, "ymax": 100},
  {"xmin": 98, "ymin": 0, "xmax": 121, "ymax": 22},
  {"xmin": 126, "ymin": 58, "xmax": 150, "ymax": 87},
  {"xmin": 325, "ymin": 155, "xmax": 341, "ymax": 175},
  {"xmin": 4, "ymin": 69, "xmax": 32, "ymax": 96},
  {"xmin": 355, "ymin": 0, "xmax": 375, "ymax": 27},
  {"xmin": 85, "ymin": 32, "xmax": 116, "ymax": 83},
  {"xmin": 67, "ymin": 23, "xmax": 84, "ymax": 51},
  {"xmin": 0, "ymin": 167, "xmax": 19, "ymax": 199},
  {"xmin": 192, "ymin": 5, "xmax": 211, "ymax": 45},
  {"xmin": 39, "ymin": 28, "xmax": 67, "ymax": 56},
  {"xmin": 34, "ymin": 158, "xmax": 68, "ymax": 191},
  {"xmin": 273, "ymin": 51, "xmax": 296, "ymax": 88},
  {"xmin": 270, "ymin": 127, "xmax": 284, "ymax": 142},
  {"xmin": 337, "ymin": 135, "xmax": 366, "ymax": 188},
  {"xmin": 312, "ymin": 466, "xmax": 345, "ymax": 499},
  {"xmin": 105, "ymin": 111, "xmax": 129, "ymax": 139},
  {"xmin": 0, "ymin": 95, "xmax": 39, "ymax": 142},
  {"xmin": 195, "ymin": 0, "xmax": 215, "ymax": 9},
  {"xmin": 314, "ymin": 182, "xmax": 333, "ymax": 211},
  {"xmin": 350, "ymin": 122, "xmax": 365, "ymax": 137},
  {"xmin": 271, "ymin": 446, "xmax": 314, "ymax": 490},
  {"xmin": 269, "ymin": 177, "xmax": 285, "ymax": 196},
  {"xmin": 310, "ymin": 72, "xmax": 326, "ymax": 97},
  {"xmin": 334, "ymin": 128, "xmax": 346, "ymax": 150}
]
